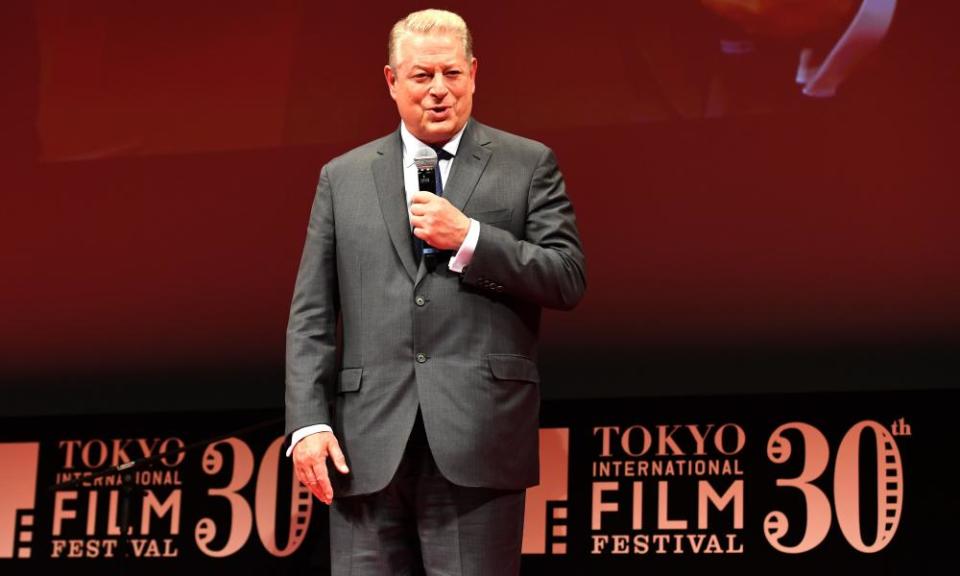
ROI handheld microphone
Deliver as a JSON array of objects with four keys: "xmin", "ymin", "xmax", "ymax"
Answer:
[{"xmin": 413, "ymin": 147, "xmax": 439, "ymax": 258}]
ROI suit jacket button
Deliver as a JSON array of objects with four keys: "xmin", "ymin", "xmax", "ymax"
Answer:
[
  {"xmin": 416, "ymin": 353, "xmax": 427, "ymax": 363},
  {"xmin": 415, "ymin": 296, "xmax": 426, "ymax": 306}
]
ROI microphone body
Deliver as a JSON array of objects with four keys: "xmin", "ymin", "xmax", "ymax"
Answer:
[{"xmin": 413, "ymin": 148, "xmax": 439, "ymax": 258}]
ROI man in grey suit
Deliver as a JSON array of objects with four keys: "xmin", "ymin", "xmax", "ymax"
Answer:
[{"xmin": 285, "ymin": 9, "xmax": 585, "ymax": 575}]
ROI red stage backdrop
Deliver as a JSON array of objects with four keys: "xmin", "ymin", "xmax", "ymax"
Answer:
[{"xmin": 2, "ymin": 1, "xmax": 958, "ymax": 389}]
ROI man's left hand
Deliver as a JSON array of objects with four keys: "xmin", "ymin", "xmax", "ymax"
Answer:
[{"xmin": 410, "ymin": 191, "xmax": 470, "ymax": 250}]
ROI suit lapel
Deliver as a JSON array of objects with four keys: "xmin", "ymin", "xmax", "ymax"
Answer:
[
  {"xmin": 373, "ymin": 132, "xmax": 418, "ymax": 281},
  {"xmin": 414, "ymin": 120, "xmax": 493, "ymax": 286},
  {"xmin": 442, "ymin": 120, "xmax": 492, "ymax": 214}
]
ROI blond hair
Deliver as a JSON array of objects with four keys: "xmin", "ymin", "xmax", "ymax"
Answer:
[{"xmin": 388, "ymin": 9, "xmax": 473, "ymax": 67}]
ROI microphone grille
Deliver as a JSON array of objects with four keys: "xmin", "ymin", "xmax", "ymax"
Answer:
[{"xmin": 413, "ymin": 147, "xmax": 438, "ymax": 170}]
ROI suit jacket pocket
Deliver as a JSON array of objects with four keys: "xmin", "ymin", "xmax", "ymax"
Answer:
[
  {"xmin": 488, "ymin": 354, "xmax": 540, "ymax": 384},
  {"xmin": 470, "ymin": 208, "xmax": 514, "ymax": 227},
  {"xmin": 338, "ymin": 368, "xmax": 363, "ymax": 393}
]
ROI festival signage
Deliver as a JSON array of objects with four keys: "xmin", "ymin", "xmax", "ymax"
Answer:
[{"xmin": 0, "ymin": 390, "xmax": 950, "ymax": 575}]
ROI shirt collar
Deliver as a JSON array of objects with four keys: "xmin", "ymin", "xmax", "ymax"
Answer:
[{"xmin": 400, "ymin": 121, "xmax": 467, "ymax": 167}]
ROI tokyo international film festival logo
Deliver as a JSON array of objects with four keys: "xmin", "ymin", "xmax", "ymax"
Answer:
[
  {"xmin": 0, "ymin": 443, "xmax": 41, "ymax": 559},
  {"xmin": 523, "ymin": 428, "xmax": 570, "ymax": 555}
]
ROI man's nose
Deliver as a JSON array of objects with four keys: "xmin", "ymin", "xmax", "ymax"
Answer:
[{"xmin": 428, "ymin": 73, "xmax": 448, "ymax": 98}]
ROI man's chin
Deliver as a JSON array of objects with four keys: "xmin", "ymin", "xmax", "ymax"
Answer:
[{"xmin": 418, "ymin": 120, "xmax": 462, "ymax": 143}]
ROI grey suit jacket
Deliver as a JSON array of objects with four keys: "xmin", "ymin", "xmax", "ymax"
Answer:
[{"xmin": 285, "ymin": 119, "xmax": 585, "ymax": 497}]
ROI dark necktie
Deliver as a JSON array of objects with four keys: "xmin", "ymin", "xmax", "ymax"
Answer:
[
  {"xmin": 433, "ymin": 147, "xmax": 453, "ymax": 195},
  {"xmin": 415, "ymin": 147, "xmax": 454, "ymax": 266}
]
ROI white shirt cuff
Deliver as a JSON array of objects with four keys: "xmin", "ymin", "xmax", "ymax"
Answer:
[
  {"xmin": 448, "ymin": 219, "xmax": 480, "ymax": 273},
  {"xmin": 285, "ymin": 423, "xmax": 334, "ymax": 457}
]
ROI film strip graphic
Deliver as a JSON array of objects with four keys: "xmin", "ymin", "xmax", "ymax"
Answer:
[
  {"xmin": 0, "ymin": 442, "xmax": 40, "ymax": 560},
  {"xmin": 13, "ymin": 510, "xmax": 34, "ymax": 559},
  {"xmin": 876, "ymin": 426, "xmax": 904, "ymax": 547},
  {"xmin": 284, "ymin": 478, "xmax": 314, "ymax": 553},
  {"xmin": 545, "ymin": 501, "xmax": 568, "ymax": 555}
]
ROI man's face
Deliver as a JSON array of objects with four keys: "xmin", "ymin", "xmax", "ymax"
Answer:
[{"xmin": 384, "ymin": 31, "xmax": 477, "ymax": 144}]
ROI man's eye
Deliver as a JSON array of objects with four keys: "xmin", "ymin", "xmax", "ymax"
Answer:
[{"xmin": 445, "ymin": 70, "xmax": 462, "ymax": 77}]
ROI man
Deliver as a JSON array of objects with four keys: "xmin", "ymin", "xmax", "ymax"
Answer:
[{"xmin": 285, "ymin": 9, "xmax": 585, "ymax": 575}]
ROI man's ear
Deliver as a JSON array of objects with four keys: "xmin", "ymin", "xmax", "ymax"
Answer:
[
  {"xmin": 384, "ymin": 65, "xmax": 398, "ymax": 100},
  {"xmin": 469, "ymin": 57, "xmax": 478, "ymax": 93}
]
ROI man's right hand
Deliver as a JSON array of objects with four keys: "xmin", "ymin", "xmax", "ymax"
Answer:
[{"xmin": 292, "ymin": 431, "xmax": 350, "ymax": 505}]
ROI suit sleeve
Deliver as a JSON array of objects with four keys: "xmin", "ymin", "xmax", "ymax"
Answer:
[
  {"xmin": 460, "ymin": 147, "xmax": 586, "ymax": 310},
  {"xmin": 285, "ymin": 165, "xmax": 339, "ymax": 436}
]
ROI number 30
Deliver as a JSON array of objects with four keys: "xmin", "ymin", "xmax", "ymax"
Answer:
[{"xmin": 765, "ymin": 421, "xmax": 903, "ymax": 553}]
